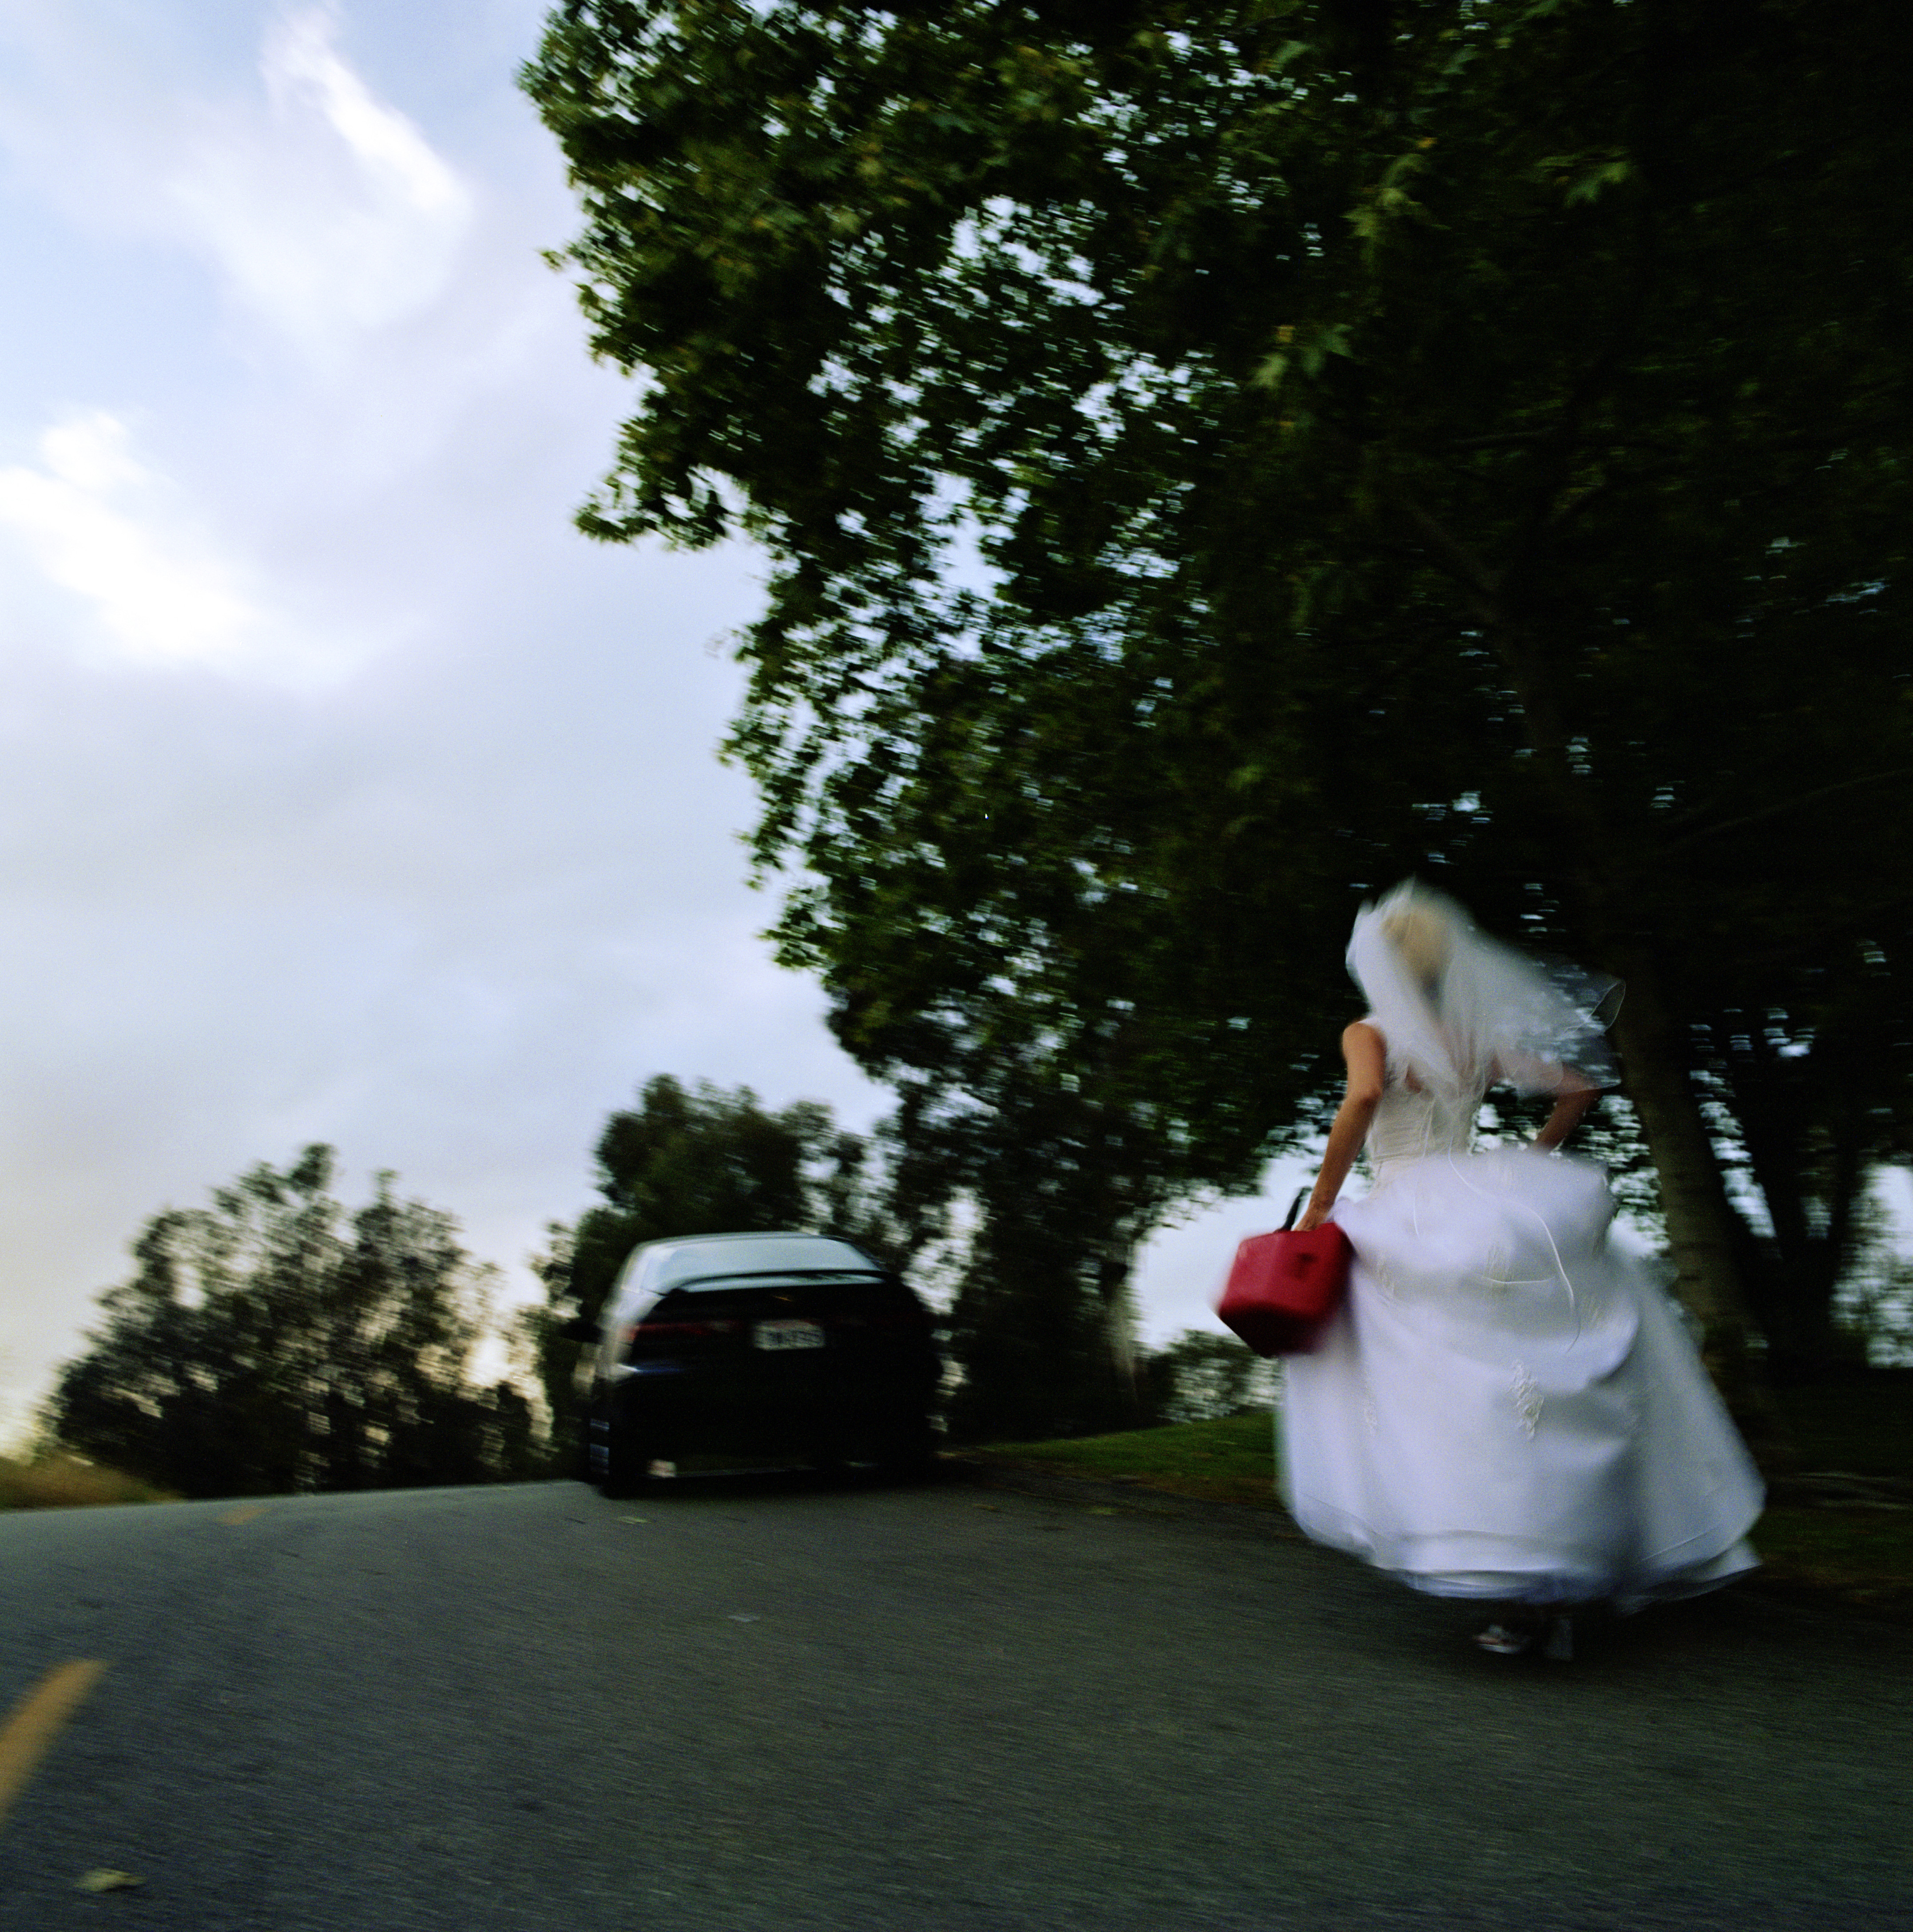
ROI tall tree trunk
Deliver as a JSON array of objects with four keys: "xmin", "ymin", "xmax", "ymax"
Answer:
[
  {"xmin": 1379, "ymin": 492, "xmax": 1790, "ymax": 1456},
  {"xmin": 1482, "ymin": 617, "xmax": 1794, "ymax": 1464},
  {"xmin": 1598, "ymin": 941, "xmax": 1767, "ymax": 1367},
  {"xmin": 1094, "ymin": 1230, "xmax": 1146, "ymax": 1415},
  {"xmin": 1717, "ymin": 1029, "xmax": 1871, "ymax": 1382}
]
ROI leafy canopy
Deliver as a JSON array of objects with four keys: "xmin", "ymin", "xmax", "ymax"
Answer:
[{"xmin": 528, "ymin": 0, "xmax": 1913, "ymax": 1388}]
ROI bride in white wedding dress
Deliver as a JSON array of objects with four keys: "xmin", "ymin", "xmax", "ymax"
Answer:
[{"xmin": 1282, "ymin": 881, "xmax": 1763, "ymax": 1658}]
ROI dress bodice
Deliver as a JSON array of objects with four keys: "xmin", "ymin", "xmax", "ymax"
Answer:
[{"xmin": 1366, "ymin": 1080, "xmax": 1482, "ymax": 1178}]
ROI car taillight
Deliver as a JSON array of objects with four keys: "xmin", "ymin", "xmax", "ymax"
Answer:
[{"xmin": 631, "ymin": 1320, "xmax": 741, "ymax": 1342}]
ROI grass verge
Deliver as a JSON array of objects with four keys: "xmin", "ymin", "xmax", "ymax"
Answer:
[
  {"xmin": 968, "ymin": 1412, "xmax": 1283, "ymax": 1508},
  {"xmin": 1746, "ymin": 1506, "xmax": 1913, "ymax": 1619},
  {"xmin": 0, "ymin": 1452, "xmax": 178, "ymax": 1511},
  {"xmin": 969, "ymin": 1377, "xmax": 1913, "ymax": 1622}
]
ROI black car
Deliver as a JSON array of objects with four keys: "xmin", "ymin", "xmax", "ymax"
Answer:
[{"xmin": 573, "ymin": 1231, "xmax": 940, "ymax": 1493}]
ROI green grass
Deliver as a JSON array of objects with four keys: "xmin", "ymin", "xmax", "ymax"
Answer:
[
  {"xmin": 971, "ymin": 1375, "xmax": 1913, "ymax": 1618},
  {"xmin": 1755, "ymin": 1377, "xmax": 1913, "ymax": 1615},
  {"xmin": 0, "ymin": 1452, "xmax": 178, "ymax": 1511},
  {"xmin": 1773, "ymin": 1378, "xmax": 1913, "ymax": 1478},
  {"xmin": 1748, "ymin": 1507, "xmax": 1913, "ymax": 1615},
  {"xmin": 969, "ymin": 1411, "xmax": 1284, "ymax": 1508}
]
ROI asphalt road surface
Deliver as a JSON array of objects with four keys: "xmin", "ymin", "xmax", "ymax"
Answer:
[{"xmin": 0, "ymin": 1473, "xmax": 1907, "ymax": 1931}]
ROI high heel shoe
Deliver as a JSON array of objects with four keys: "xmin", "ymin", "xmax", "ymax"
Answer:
[{"xmin": 1472, "ymin": 1622, "xmax": 1535, "ymax": 1655}]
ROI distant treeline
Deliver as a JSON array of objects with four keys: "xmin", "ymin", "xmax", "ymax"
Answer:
[
  {"xmin": 43, "ymin": 1078, "xmax": 1284, "ymax": 1499},
  {"xmin": 45, "ymin": 1146, "xmax": 539, "ymax": 1500}
]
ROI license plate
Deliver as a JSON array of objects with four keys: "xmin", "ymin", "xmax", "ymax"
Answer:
[{"xmin": 753, "ymin": 1319, "xmax": 825, "ymax": 1352}]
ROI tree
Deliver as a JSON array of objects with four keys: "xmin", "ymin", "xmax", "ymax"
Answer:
[
  {"xmin": 525, "ymin": 0, "xmax": 1913, "ymax": 1436},
  {"xmin": 524, "ymin": 1074, "xmax": 948, "ymax": 1445},
  {"xmin": 1147, "ymin": 1330, "xmax": 1282, "ymax": 1425},
  {"xmin": 45, "ymin": 1148, "xmax": 534, "ymax": 1498}
]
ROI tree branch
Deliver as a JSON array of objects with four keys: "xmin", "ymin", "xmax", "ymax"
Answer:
[{"xmin": 1663, "ymin": 765, "xmax": 1913, "ymax": 854}]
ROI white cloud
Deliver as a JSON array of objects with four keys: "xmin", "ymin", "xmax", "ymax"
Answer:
[
  {"xmin": 0, "ymin": 411, "xmax": 266, "ymax": 668},
  {"xmin": 0, "ymin": 0, "xmax": 906, "ymax": 1438},
  {"xmin": 168, "ymin": 7, "xmax": 474, "ymax": 359},
  {"xmin": 0, "ymin": 5, "xmax": 473, "ymax": 364}
]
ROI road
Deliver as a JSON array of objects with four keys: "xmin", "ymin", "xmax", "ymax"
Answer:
[{"xmin": 0, "ymin": 1474, "xmax": 1907, "ymax": 1930}]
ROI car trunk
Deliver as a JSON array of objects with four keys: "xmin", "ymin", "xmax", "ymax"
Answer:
[{"xmin": 619, "ymin": 1272, "xmax": 937, "ymax": 1460}]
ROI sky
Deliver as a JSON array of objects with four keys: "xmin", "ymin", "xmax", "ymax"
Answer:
[{"xmin": 0, "ymin": 0, "xmax": 1315, "ymax": 1440}]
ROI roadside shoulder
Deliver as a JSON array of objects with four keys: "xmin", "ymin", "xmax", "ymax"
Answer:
[{"xmin": 942, "ymin": 1452, "xmax": 1304, "ymax": 1540}]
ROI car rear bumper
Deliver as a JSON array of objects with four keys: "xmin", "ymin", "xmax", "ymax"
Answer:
[{"xmin": 598, "ymin": 1353, "xmax": 937, "ymax": 1456}]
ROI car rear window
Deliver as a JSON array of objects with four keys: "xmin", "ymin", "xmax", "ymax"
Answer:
[
  {"xmin": 651, "ymin": 1236, "xmax": 875, "ymax": 1288},
  {"xmin": 642, "ymin": 1276, "xmax": 920, "ymax": 1327}
]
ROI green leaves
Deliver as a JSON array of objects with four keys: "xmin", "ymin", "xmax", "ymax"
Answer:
[
  {"xmin": 46, "ymin": 1152, "xmax": 535, "ymax": 1497},
  {"xmin": 1535, "ymin": 148, "xmax": 1633, "ymax": 206},
  {"xmin": 530, "ymin": 0, "xmax": 1913, "ymax": 1382}
]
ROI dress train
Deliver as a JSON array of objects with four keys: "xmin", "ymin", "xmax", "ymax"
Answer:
[{"xmin": 1281, "ymin": 1102, "xmax": 1762, "ymax": 1608}]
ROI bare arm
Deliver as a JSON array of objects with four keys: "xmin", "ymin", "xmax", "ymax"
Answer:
[
  {"xmin": 1494, "ymin": 1048, "xmax": 1602, "ymax": 1152},
  {"xmin": 1534, "ymin": 1085, "xmax": 1599, "ymax": 1150},
  {"xmin": 1295, "ymin": 1022, "xmax": 1386, "ymax": 1231}
]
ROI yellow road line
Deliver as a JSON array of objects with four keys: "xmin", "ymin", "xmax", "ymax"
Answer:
[
  {"xmin": 217, "ymin": 1504, "xmax": 269, "ymax": 1526},
  {"xmin": 0, "ymin": 1660, "xmax": 109, "ymax": 1829}
]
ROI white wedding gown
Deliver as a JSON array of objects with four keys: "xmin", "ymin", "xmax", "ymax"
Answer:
[{"xmin": 1282, "ymin": 1077, "xmax": 1764, "ymax": 1607}]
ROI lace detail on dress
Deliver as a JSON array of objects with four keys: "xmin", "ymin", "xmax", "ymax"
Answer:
[{"xmin": 1511, "ymin": 1361, "xmax": 1544, "ymax": 1439}]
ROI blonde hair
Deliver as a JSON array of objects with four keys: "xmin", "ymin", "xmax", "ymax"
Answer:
[
  {"xmin": 1379, "ymin": 904, "xmax": 1451, "ymax": 987},
  {"xmin": 1348, "ymin": 878, "xmax": 1621, "ymax": 1098}
]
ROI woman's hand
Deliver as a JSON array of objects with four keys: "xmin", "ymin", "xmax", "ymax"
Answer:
[{"xmin": 1294, "ymin": 1203, "xmax": 1329, "ymax": 1232}]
